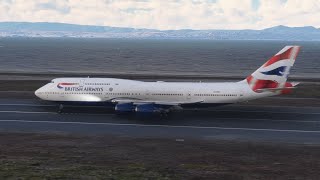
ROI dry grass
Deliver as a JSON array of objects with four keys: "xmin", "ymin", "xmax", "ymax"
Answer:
[{"xmin": 0, "ymin": 133, "xmax": 319, "ymax": 180}]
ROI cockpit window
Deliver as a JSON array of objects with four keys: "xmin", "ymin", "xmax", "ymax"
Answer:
[{"xmin": 50, "ymin": 81, "xmax": 54, "ymax": 83}]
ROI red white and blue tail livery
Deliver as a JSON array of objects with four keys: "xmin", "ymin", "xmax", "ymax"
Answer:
[
  {"xmin": 245, "ymin": 46, "xmax": 300, "ymax": 94},
  {"xmin": 35, "ymin": 46, "xmax": 301, "ymax": 114}
]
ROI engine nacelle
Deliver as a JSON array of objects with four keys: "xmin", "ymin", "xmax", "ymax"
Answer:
[
  {"xmin": 135, "ymin": 104, "xmax": 161, "ymax": 113},
  {"xmin": 114, "ymin": 103, "xmax": 135, "ymax": 113}
]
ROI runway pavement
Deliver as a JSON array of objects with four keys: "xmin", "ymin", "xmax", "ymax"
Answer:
[{"xmin": 0, "ymin": 98, "xmax": 319, "ymax": 144}]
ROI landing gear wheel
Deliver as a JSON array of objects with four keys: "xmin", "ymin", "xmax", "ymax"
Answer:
[
  {"xmin": 58, "ymin": 104, "xmax": 64, "ymax": 113},
  {"xmin": 160, "ymin": 111, "xmax": 169, "ymax": 119}
]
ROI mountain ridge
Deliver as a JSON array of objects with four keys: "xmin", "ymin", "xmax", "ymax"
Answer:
[{"xmin": 0, "ymin": 22, "xmax": 319, "ymax": 41}]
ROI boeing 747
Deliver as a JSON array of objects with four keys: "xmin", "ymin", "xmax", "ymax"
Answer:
[{"xmin": 35, "ymin": 46, "xmax": 300, "ymax": 114}]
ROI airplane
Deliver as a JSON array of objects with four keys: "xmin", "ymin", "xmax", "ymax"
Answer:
[{"xmin": 35, "ymin": 46, "xmax": 300, "ymax": 114}]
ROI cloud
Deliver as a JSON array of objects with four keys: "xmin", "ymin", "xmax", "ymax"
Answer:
[
  {"xmin": 0, "ymin": 0, "xmax": 319, "ymax": 30},
  {"xmin": 257, "ymin": 0, "xmax": 320, "ymax": 28},
  {"xmin": 36, "ymin": 1, "xmax": 70, "ymax": 14}
]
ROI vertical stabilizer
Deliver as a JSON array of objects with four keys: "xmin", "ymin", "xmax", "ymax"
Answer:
[{"xmin": 245, "ymin": 46, "xmax": 300, "ymax": 93}]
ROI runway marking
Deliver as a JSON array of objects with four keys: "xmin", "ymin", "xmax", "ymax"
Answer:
[
  {"xmin": 0, "ymin": 111, "xmax": 319, "ymax": 123},
  {"xmin": 0, "ymin": 105, "xmax": 319, "ymax": 115},
  {"xmin": 0, "ymin": 119, "xmax": 320, "ymax": 133},
  {"xmin": 0, "ymin": 104, "xmax": 109, "ymax": 108},
  {"xmin": 215, "ymin": 117, "xmax": 320, "ymax": 123},
  {"xmin": 205, "ymin": 110, "xmax": 320, "ymax": 115},
  {"xmin": 235, "ymin": 104, "xmax": 320, "ymax": 109},
  {"xmin": 0, "ymin": 111, "xmax": 56, "ymax": 114},
  {"xmin": 266, "ymin": 97, "xmax": 320, "ymax": 100},
  {"xmin": 0, "ymin": 104, "xmax": 55, "ymax": 107}
]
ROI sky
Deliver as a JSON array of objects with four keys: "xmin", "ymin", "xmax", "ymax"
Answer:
[{"xmin": 0, "ymin": 0, "xmax": 319, "ymax": 30}]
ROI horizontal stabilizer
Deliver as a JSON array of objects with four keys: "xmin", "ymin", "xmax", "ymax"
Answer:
[
  {"xmin": 255, "ymin": 86, "xmax": 296, "ymax": 93},
  {"xmin": 290, "ymin": 82, "xmax": 300, "ymax": 87}
]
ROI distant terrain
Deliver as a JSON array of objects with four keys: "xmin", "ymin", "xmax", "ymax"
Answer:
[{"xmin": 0, "ymin": 22, "xmax": 319, "ymax": 41}]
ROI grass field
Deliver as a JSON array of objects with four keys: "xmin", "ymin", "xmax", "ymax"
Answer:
[{"xmin": 0, "ymin": 133, "xmax": 319, "ymax": 180}]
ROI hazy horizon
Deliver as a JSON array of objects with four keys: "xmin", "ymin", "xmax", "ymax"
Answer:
[
  {"xmin": 0, "ymin": 1, "xmax": 319, "ymax": 30},
  {"xmin": 1, "ymin": 21, "xmax": 319, "ymax": 31}
]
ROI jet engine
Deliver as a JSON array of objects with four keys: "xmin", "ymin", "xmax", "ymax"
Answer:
[
  {"xmin": 135, "ymin": 104, "xmax": 162, "ymax": 113},
  {"xmin": 114, "ymin": 103, "xmax": 135, "ymax": 113}
]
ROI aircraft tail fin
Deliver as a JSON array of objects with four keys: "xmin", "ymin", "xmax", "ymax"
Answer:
[{"xmin": 245, "ymin": 46, "xmax": 301, "ymax": 93}]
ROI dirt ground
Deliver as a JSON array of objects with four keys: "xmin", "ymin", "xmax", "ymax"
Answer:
[{"xmin": 0, "ymin": 133, "xmax": 319, "ymax": 180}]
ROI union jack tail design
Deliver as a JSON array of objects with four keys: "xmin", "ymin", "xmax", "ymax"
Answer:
[{"xmin": 246, "ymin": 46, "xmax": 301, "ymax": 94}]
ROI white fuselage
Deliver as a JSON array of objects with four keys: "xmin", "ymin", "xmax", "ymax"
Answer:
[
  {"xmin": 35, "ymin": 46, "xmax": 300, "ymax": 111},
  {"xmin": 35, "ymin": 77, "xmax": 274, "ymax": 106}
]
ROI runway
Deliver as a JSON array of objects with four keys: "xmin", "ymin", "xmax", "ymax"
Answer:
[{"xmin": 0, "ymin": 98, "xmax": 320, "ymax": 144}]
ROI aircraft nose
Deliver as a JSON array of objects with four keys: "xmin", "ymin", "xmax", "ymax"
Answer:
[{"xmin": 35, "ymin": 87, "xmax": 43, "ymax": 98}]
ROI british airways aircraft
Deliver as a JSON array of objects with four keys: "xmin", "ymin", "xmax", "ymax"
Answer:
[{"xmin": 35, "ymin": 46, "xmax": 300, "ymax": 114}]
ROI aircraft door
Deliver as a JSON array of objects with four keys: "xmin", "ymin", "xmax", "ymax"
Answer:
[
  {"xmin": 59, "ymin": 88, "xmax": 65, "ymax": 98},
  {"xmin": 145, "ymin": 90, "xmax": 150, "ymax": 100},
  {"xmin": 238, "ymin": 88, "xmax": 244, "ymax": 102},
  {"xmin": 186, "ymin": 91, "xmax": 192, "ymax": 101},
  {"xmin": 104, "ymin": 86, "xmax": 113, "ymax": 100},
  {"xmin": 79, "ymin": 79, "xmax": 85, "ymax": 87}
]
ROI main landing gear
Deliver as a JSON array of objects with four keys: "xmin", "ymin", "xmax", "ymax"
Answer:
[{"xmin": 160, "ymin": 111, "xmax": 169, "ymax": 118}]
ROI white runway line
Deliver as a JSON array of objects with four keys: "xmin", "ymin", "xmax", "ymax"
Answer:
[
  {"xmin": 0, "ymin": 104, "xmax": 55, "ymax": 107},
  {"xmin": 204, "ymin": 109, "xmax": 320, "ymax": 115},
  {"xmin": 1, "ymin": 103, "xmax": 319, "ymax": 115},
  {"xmin": 0, "ymin": 104, "xmax": 108, "ymax": 108},
  {"xmin": 0, "ymin": 111, "xmax": 56, "ymax": 114},
  {"xmin": 214, "ymin": 117, "xmax": 320, "ymax": 123},
  {"xmin": 0, "ymin": 119, "xmax": 320, "ymax": 133},
  {"xmin": 266, "ymin": 97, "xmax": 320, "ymax": 100},
  {"xmin": 0, "ymin": 110, "xmax": 318, "ymax": 123}
]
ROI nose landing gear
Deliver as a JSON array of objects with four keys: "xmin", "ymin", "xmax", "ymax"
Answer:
[{"xmin": 58, "ymin": 104, "xmax": 64, "ymax": 113}]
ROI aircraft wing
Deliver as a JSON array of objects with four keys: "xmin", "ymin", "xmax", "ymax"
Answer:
[{"xmin": 111, "ymin": 98, "xmax": 203, "ymax": 106}]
